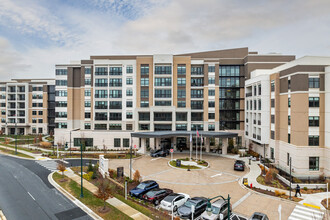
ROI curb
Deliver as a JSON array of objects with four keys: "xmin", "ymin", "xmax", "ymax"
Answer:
[
  {"xmin": 0, "ymin": 210, "xmax": 6, "ymax": 220},
  {"xmin": 0, "ymin": 150, "xmax": 36, "ymax": 161},
  {"xmin": 48, "ymin": 172, "xmax": 103, "ymax": 220},
  {"xmin": 167, "ymin": 159, "xmax": 209, "ymax": 170}
]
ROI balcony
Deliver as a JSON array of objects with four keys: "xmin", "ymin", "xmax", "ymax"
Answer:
[
  {"xmin": 258, "ymin": 120, "xmax": 261, "ymax": 125},
  {"xmin": 246, "ymin": 92, "xmax": 252, "ymax": 97}
]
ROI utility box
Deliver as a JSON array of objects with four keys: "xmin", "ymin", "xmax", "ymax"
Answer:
[{"xmin": 117, "ymin": 167, "xmax": 124, "ymax": 177}]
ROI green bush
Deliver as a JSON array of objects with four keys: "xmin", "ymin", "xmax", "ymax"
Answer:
[
  {"xmin": 83, "ymin": 172, "xmax": 93, "ymax": 181},
  {"xmin": 303, "ymin": 187, "xmax": 308, "ymax": 191},
  {"xmin": 87, "ymin": 161, "xmax": 93, "ymax": 172}
]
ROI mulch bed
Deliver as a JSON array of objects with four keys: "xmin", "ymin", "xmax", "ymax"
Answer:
[
  {"xmin": 321, "ymin": 198, "xmax": 330, "ymax": 210},
  {"xmin": 247, "ymin": 186, "xmax": 303, "ymax": 202}
]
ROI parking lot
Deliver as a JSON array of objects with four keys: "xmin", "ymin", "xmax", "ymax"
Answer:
[{"xmin": 108, "ymin": 153, "xmax": 296, "ymax": 219}]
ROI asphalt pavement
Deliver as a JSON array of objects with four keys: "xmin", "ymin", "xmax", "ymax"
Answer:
[{"xmin": 0, "ymin": 154, "xmax": 93, "ymax": 220}]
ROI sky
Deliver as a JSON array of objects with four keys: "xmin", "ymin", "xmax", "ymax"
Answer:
[{"xmin": 0, "ymin": 0, "xmax": 330, "ymax": 80}]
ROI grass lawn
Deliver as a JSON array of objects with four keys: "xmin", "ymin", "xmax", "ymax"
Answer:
[
  {"xmin": 0, "ymin": 147, "xmax": 34, "ymax": 159},
  {"xmin": 53, "ymin": 173, "xmax": 132, "ymax": 220},
  {"xmin": 169, "ymin": 160, "xmax": 200, "ymax": 169},
  {"xmin": 0, "ymin": 143, "xmax": 42, "ymax": 153},
  {"xmin": 0, "ymin": 134, "xmax": 40, "ymax": 139},
  {"xmin": 114, "ymin": 194, "xmax": 154, "ymax": 218}
]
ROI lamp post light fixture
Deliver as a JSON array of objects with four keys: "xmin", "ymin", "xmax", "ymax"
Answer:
[{"xmin": 70, "ymin": 128, "xmax": 80, "ymax": 156}]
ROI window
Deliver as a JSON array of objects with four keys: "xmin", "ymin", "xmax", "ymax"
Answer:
[
  {"xmin": 177, "ymin": 64, "xmax": 186, "ymax": 75},
  {"xmin": 287, "ymin": 153, "xmax": 290, "ymax": 166},
  {"xmin": 95, "ymin": 67, "xmax": 108, "ymax": 75},
  {"xmin": 139, "ymin": 124, "xmax": 150, "ymax": 130},
  {"xmin": 191, "ymin": 124, "xmax": 203, "ymax": 131},
  {"xmin": 258, "ymin": 99, "xmax": 261, "ymax": 110},
  {"xmin": 32, "ymin": 111, "xmax": 37, "ymax": 115},
  {"xmin": 191, "ymin": 101, "xmax": 203, "ymax": 109},
  {"xmin": 109, "ymin": 113, "xmax": 122, "ymax": 121},
  {"xmin": 38, "ymin": 128, "xmax": 43, "ymax": 134},
  {"xmin": 309, "ymin": 136, "xmax": 319, "ymax": 146},
  {"xmin": 288, "ymin": 98, "xmax": 291, "ymax": 107},
  {"xmin": 155, "ymin": 77, "xmax": 171, "ymax": 86},
  {"xmin": 85, "ymin": 78, "xmax": 91, "ymax": 85},
  {"xmin": 141, "ymin": 89, "xmax": 149, "ymax": 98},
  {"xmin": 85, "ymin": 89, "xmax": 91, "ymax": 96},
  {"xmin": 140, "ymin": 101, "xmax": 149, "ymax": 107},
  {"xmin": 109, "ymin": 124, "xmax": 122, "ymax": 130},
  {"xmin": 109, "ymin": 67, "xmax": 122, "ymax": 75},
  {"xmin": 85, "ymin": 101, "xmax": 91, "ymax": 107},
  {"xmin": 254, "ymin": 86, "xmax": 257, "ymax": 96},
  {"xmin": 208, "ymin": 101, "xmax": 215, "ymax": 107},
  {"xmin": 114, "ymin": 138, "xmax": 121, "ymax": 147},
  {"xmin": 56, "ymin": 122, "xmax": 67, "ymax": 128},
  {"xmin": 191, "ymin": 78, "xmax": 204, "ymax": 87},
  {"xmin": 38, "ymin": 111, "xmax": 43, "ymax": 115},
  {"xmin": 254, "ymin": 100, "xmax": 256, "ymax": 110},
  {"xmin": 177, "ymin": 89, "xmax": 186, "ymax": 98},
  {"xmin": 109, "ymin": 101, "xmax": 122, "ymax": 109},
  {"xmin": 32, "ymin": 119, "xmax": 37, "ymax": 123},
  {"xmin": 38, "ymin": 119, "xmax": 43, "ymax": 123},
  {"xmin": 191, "ymin": 89, "xmax": 203, "ymax": 98},
  {"xmin": 309, "ymin": 78, "xmax": 320, "ymax": 88},
  {"xmin": 155, "ymin": 89, "xmax": 171, "ymax": 98},
  {"xmin": 126, "ymin": 101, "xmax": 133, "ymax": 108},
  {"xmin": 85, "ymin": 67, "xmax": 91, "ymax": 74},
  {"xmin": 85, "ymin": 123, "xmax": 91, "ymax": 129},
  {"xmin": 309, "ymin": 157, "xmax": 319, "ymax": 171},
  {"xmin": 139, "ymin": 112, "xmax": 150, "ymax": 121},
  {"xmin": 55, "ymin": 90, "xmax": 67, "ymax": 97},
  {"xmin": 176, "ymin": 124, "xmax": 187, "ymax": 131},
  {"xmin": 123, "ymin": 139, "xmax": 130, "ymax": 147},
  {"xmin": 288, "ymin": 80, "xmax": 291, "ymax": 90},
  {"xmin": 95, "ymin": 101, "xmax": 108, "ymax": 109},
  {"xmin": 85, "ymin": 112, "xmax": 91, "ymax": 118},
  {"xmin": 55, "ymin": 80, "xmax": 67, "ymax": 86},
  {"xmin": 126, "ymin": 78, "xmax": 133, "ymax": 85},
  {"xmin": 271, "ymin": 115, "xmax": 275, "ymax": 124},
  {"xmin": 208, "ymin": 124, "xmax": 215, "ymax": 131},
  {"xmin": 141, "ymin": 78, "xmax": 149, "ymax": 86},
  {"xmin": 55, "ymin": 112, "xmax": 67, "ymax": 118},
  {"xmin": 258, "ymin": 84, "xmax": 261, "ymax": 95},
  {"xmin": 140, "ymin": 64, "xmax": 149, "ymax": 75},
  {"xmin": 208, "ymin": 66, "xmax": 215, "ymax": 72},
  {"xmin": 208, "ymin": 77, "xmax": 215, "ymax": 85},
  {"xmin": 155, "ymin": 101, "xmax": 171, "ymax": 106},
  {"xmin": 309, "ymin": 116, "xmax": 319, "ymax": 127},
  {"xmin": 177, "ymin": 78, "xmax": 186, "ymax": 86},
  {"xmin": 191, "ymin": 66, "xmax": 203, "ymax": 75},
  {"xmin": 288, "ymin": 116, "xmax": 291, "ymax": 125},
  {"xmin": 219, "ymin": 77, "xmax": 239, "ymax": 87},
  {"xmin": 38, "ymin": 103, "xmax": 43, "ymax": 107},
  {"xmin": 288, "ymin": 134, "xmax": 290, "ymax": 143},
  {"xmin": 191, "ymin": 112, "xmax": 203, "ymax": 121},
  {"xmin": 55, "ymin": 69, "xmax": 67, "ymax": 75},
  {"xmin": 271, "ymin": 81, "xmax": 275, "ymax": 92},
  {"xmin": 177, "ymin": 101, "xmax": 186, "ymax": 108},
  {"xmin": 109, "ymin": 90, "xmax": 122, "ymax": 98},
  {"xmin": 126, "ymin": 112, "xmax": 133, "ymax": 119},
  {"xmin": 219, "ymin": 66, "xmax": 240, "ymax": 76},
  {"xmin": 208, "ymin": 89, "xmax": 215, "ymax": 96},
  {"xmin": 94, "ymin": 124, "xmax": 107, "ymax": 130},
  {"xmin": 155, "ymin": 66, "xmax": 171, "ymax": 75},
  {"xmin": 95, "ymin": 90, "xmax": 108, "ymax": 98},
  {"xmin": 271, "ymin": 99, "xmax": 275, "ymax": 108},
  {"xmin": 126, "ymin": 66, "xmax": 133, "ymax": 74},
  {"xmin": 32, "ymin": 127, "xmax": 36, "ymax": 133},
  {"xmin": 154, "ymin": 112, "xmax": 172, "ymax": 121},
  {"xmin": 126, "ymin": 124, "xmax": 133, "ymax": 130},
  {"xmin": 95, "ymin": 78, "xmax": 108, "ymax": 87},
  {"xmin": 271, "ymin": 130, "xmax": 275, "ymax": 139},
  {"xmin": 109, "ymin": 78, "xmax": 122, "ymax": 87},
  {"xmin": 309, "ymin": 97, "xmax": 320, "ymax": 107},
  {"xmin": 126, "ymin": 89, "xmax": 133, "ymax": 96},
  {"xmin": 176, "ymin": 112, "xmax": 187, "ymax": 121},
  {"xmin": 208, "ymin": 113, "xmax": 215, "ymax": 119}
]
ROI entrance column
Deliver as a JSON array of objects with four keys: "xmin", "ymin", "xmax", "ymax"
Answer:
[
  {"xmin": 205, "ymin": 137, "xmax": 210, "ymax": 153},
  {"xmin": 150, "ymin": 138, "xmax": 155, "ymax": 150},
  {"xmin": 155, "ymin": 138, "xmax": 160, "ymax": 150},
  {"xmin": 172, "ymin": 137, "xmax": 177, "ymax": 151},
  {"xmin": 222, "ymin": 138, "xmax": 228, "ymax": 155},
  {"xmin": 141, "ymin": 138, "xmax": 146, "ymax": 154}
]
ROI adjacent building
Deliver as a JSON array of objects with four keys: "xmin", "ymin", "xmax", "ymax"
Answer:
[
  {"xmin": 54, "ymin": 47, "xmax": 294, "ymax": 151},
  {"xmin": 0, "ymin": 79, "xmax": 55, "ymax": 135},
  {"xmin": 245, "ymin": 56, "xmax": 330, "ymax": 178}
]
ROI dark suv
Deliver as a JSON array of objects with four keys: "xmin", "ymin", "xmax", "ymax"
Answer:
[
  {"xmin": 142, "ymin": 188, "xmax": 173, "ymax": 205},
  {"xmin": 234, "ymin": 160, "xmax": 245, "ymax": 171},
  {"xmin": 150, "ymin": 149, "xmax": 169, "ymax": 157},
  {"xmin": 178, "ymin": 197, "xmax": 208, "ymax": 219},
  {"xmin": 129, "ymin": 180, "xmax": 159, "ymax": 199}
]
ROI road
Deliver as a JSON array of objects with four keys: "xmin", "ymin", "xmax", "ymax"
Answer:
[{"xmin": 0, "ymin": 154, "xmax": 93, "ymax": 220}]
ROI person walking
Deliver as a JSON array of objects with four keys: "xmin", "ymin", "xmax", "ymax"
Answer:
[{"xmin": 295, "ymin": 184, "xmax": 301, "ymax": 197}]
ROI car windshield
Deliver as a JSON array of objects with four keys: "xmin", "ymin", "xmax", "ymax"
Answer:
[
  {"xmin": 184, "ymin": 200, "xmax": 197, "ymax": 208},
  {"xmin": 155, "ymin": 150, "xmax": 161, "ymax": 153},
  {"xmin": 163, "ymin": 194, "xmax": 179, "ymax": 202},
  {"xmin": 212, "ymin": 205, "xmax": 220, "ymax": 214},
  {"xmin": 136, "ymin": 183, "xmax": 146, "ymax": 190},
  {"xmin": 146, "ymin": 190, "xmax": 158, "ymax": 197},
  {"xmin": 252, "ymin": 214, "xmax": 264, "ymax": 220}
]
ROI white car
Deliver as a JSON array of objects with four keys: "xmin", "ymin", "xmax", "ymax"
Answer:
[{"xmin": 160, "ymin": 193, "xmax": 190, "ymax": 212}]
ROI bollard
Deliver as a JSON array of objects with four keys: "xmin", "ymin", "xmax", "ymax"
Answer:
[
  {"xmin": 249, "ymin": 158, "xmax": 251, "ymax": 165},
  {"xmin": 250, "ymin": 183, "xmax": 253, "ymax": 188}
]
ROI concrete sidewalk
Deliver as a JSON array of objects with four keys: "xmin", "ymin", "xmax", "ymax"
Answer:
[
  {"xmin": 64, "ymin": 169, "xmax": 151, "ymax": 220},
  {"xmin": 241, "ymin": 158, "xmax": 329, "ymax": 211}
]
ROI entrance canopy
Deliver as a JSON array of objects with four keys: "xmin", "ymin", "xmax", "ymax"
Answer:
[{"xmin": 131, "ymin": 131, "xmax": 238, "ymax": 138}]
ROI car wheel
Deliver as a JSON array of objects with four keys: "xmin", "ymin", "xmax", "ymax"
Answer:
[
  {"xmin": 138, "ymin": 194, "xmax": 143, "ymax": 199},
  {"xmin": 173, "ymin": 205, "xmax": 178, "ymax": 212},
  {"xmin": 154, "ymin": 200, "xmax": 159, "ymax": 206}
]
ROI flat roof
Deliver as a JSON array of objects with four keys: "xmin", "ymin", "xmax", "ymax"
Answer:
[{"xmin": 131, "ymin": 131, "xmax": 238, "ymax": 138}]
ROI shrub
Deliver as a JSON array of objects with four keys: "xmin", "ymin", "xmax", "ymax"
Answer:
[
  {"xmin": 265, "ymin": 170, "xmax": 273, "ymax": 184},
  {"xmin": 87, "ymin": 161, "xmax": 93, "ymax": 172},
  {"xmin": 274, "ymin": 190, "xmax": 285, "ymax": 197},
  {"xmin": 303, "ymin": 187, "xmax": 308, "ymax": 191},
  {"xmin": 38, "ymin": 134, "xmax": 42, "ymax": 142},
  {"xmin": 39, "ymin": 141, "xmax": 52, "ymax": 148},
  {"xmin": 57, "ymin": 163, "xmax": 66, "ymax": 179},
  {"xmin": 133, "ymin": 170, "xmax": 141, "ymax": 182},
  {"xmin": 270, "ymin": 168, "xmax": 278, "ymax": 179},
  {"xmin": 83, "ymin": 173, "xmax": 91, "ymax": 181},
  {"xmin": 108, "ymin": 169, "xmax": 115, "ymax": 178}
]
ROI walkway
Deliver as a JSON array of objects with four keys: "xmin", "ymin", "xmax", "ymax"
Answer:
[{"xmin": 63, "ymin": 169, "xmax": 151, "ymax": 220}]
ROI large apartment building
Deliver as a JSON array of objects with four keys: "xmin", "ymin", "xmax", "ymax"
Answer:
[
  {"xmin": 54, "ymin": 47, "xmax": 294, "ymax": 150},
  {"xmin": 245, "ymin": 56, "xmax": 330, "ymax": 178},
  {"xmin": 0, "ymin": 79, "xmax": 55, "ymax": 135}
]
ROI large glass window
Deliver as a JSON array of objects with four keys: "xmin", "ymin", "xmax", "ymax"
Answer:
[
  {"xmin": 126, "ymin": 89, "xmax": 133, "ymax": 96},
  {"xmin": 141, "ymin": 78, "xmax": 149, "ymax": 86},
  {"xmin": 109, "ymin": 78, "xmax": 122, "ymax": 87},
  {"xmin": 140, "ymin": 101, "xmax": 149, "ymax": 107},
  {"xmin": 155, "ymin": 89, "xmax": 171, "ymax": 98},
  {"xmin": 177, "ymin": 89, "xmax": 186, "ymax": 98},
  {"xmin": 176, "ymin": 112, "xmax": 187, "ymax": 121},
  {"xmin": 208, "ymin": 89, "xmax": 215, "ymax": 96},
  {"xmin": 155, "ymin": 78, "xmax": 171, "ymax": 86},
  {"xmin": 309, "ymin": 97, "xmax": 320, "ymax": 107},
  {"xmin": 309, "ymin": 116, "xmax": 319, "ymax": 127},
  {"xmin": 155, "ymin": 101, "xmax": 171, "ymax": 106},
  {"xmin": 55, "ymin": 69, "xmax": 67, "ymax": 75},
  {"xmin": 95, "ymin": 124, "xmax": 107, "ymax": 130},
  {"xmin": 191, "ymin": 78, "xmax": 204, "ymax": 87},
  {"xmin": 95, "ymin": 67, "xmax": 108, "ymax": 75},
  {"xmin": 95, "ymin": 90, "xmax": 108, "ymax": 98},
  {"xmin": 178, "ymin": 101, "xmax": 186, "ymax": 108},
  {"xmin": 109, "ymin": 90, "xmax": 122, "ymax": 98},
  {"xmin": 309, "ymin": 157, "xmax": 319, "ymax": 171},
  {"xmin": 84, "ymin": 89, "xmax": 91, "ymax": 96},
  {"xmin": 139, "ymin": 112, "xmax": 150, "ymax": 121},
  {"xmin": 219, "ymin": 77, "xmax": 239, "ymax": 87},
  {"xmin": 95, "ymin": 78, "xmax": 108, "ymax": 87},
  {"xmin": 109, "ymin": 124, "xmax": 122, "ymax": 130},
  {"xmin": 74, "ymin": 138, "xmax": 93, "ymax": 147},
  {"xmin": 208, "ymin": 113, "xmax": 215, "ymax": 119},
  {"xmin": 208, "ymin": 77, "xmax": 215, "ymax": 85},
  {"xmin": 177, "ymin": 78, "xmax": 186, "ymax": 86},
  {"xmin": 154, "ymin": 124, "xmax": 172, "ymax": 131},
  {"xmin": 55, "ymin": 80, "xmax": 67, "ymax": 86},
  {"xmin": 109, "ymin": 67, "xmax": 122, "ymax": 75},
  {"xmin": 191, "ymin": 101, "xmax": 203, "ymax": 109},
  {"xmin": 309, "ymin": 136, "xmax": 319, "ymax": 146},
  {"xmin": 176, "ymin": 124, "xmax": 187, "ymax": 131},
  {"xmin": 123, "ymin": 139, "xmax": 130, "ymax": 147},
  {"xmin": 191, "ymin": 66, "xmax": 203, "ymax": 75},
  {"xmin": 141, "ymin": 89, "xmax": 149, "ymax": 98},
  {"xmin": 139, "ymin": 124, "xmax": 150, "ymax": 130},
  {"xmin": 141, "ymin": 64, "xmax": 149, "ymax": 75},
  {"xmin": 177, "ymin": 65, "xmax": 186, "ymax": 75},
  {"xmin": 126, "ymin": 66, "xmax": 133, "ymax": 74},
  {"xmin": 208, "ymin": 66, "xmax": 215, "ymax": 72},
  {"xmin": 95, "ymin": 112, "xmax": 107, "ymax": 120},
  {"xmin": 191, "ymin": 112, "xmax": 203, "ymax": 121},
  {"xmin": 95, "ymin": 101, "xmax": 108, "ymax": 109},
  {"xmin": 85, "ymin": 67, "xmax": 91, "ymax": 74},
  {"xmin": 114, "ymin": 138, "xmax": 121, "ymax": 147},
  {"xmin": 219, "ymin": 88, "xmax": 240, "ymax": 99},
  {"xmin": 309, "ymin": 78, "xmax": 320, "ymax": 88},
  {"xmin": 208, "ymin": 124, "xmax": 215, "ymax": 131},
  {"xmin": 155, "ymin": 66, "xmax": 171, "ymax": 75},
  {"xmin": 219, "ymin": 66, "xmax": 240, "ymax": 76},
  {"xmin": 109, "ymin": 101, "xmax": 122, "ymax": 109},
  {"xmin": 126, "ymin": 78, "xmax": 133, "ymax": 85},
  {"xmin": 191, "ymin": 89, "xmax": 203, "ymax": 98},
  {"xmin": 154, "ymin": 112, "xmax": 172, "ymax": 121}
]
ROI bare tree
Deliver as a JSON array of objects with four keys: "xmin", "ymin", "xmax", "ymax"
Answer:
[
  {"xmin": 57, "ymin": 163, "xmax": 66, "ymax": 180},
  {"xmin": 96, "ymin": 176, "xmax": 112, "ymax": 212}
]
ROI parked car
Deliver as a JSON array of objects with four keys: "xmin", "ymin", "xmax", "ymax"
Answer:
[
  {"xmin": 177, "ymin": 197, "xmax": 208, "ymax": 219},
  {"xmin": 160, "ymin": 193, "xmax": 190, "ymax": 212},
  {"xmin": 234, "ymin": 160, "xmax": 245, "ymax": 171},
  {"xmin": 150, "ymin": 149, "xmax": 169, "ymax": 157},
  {"xmin": 129, "ymin": 180, "xmax": 159, "ymax": 199},
  {"xmin": 249, "ymin": 212, "xmax": 269, "ymax": 220},
  {"xmin": 142, "ymin": 188, "xmax": 173, "ymax": 205},
  {"xmin": 201, "ymin": 198, "xmax": 232, "ymax": 220}
]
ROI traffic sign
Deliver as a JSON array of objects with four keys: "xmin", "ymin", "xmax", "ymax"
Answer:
[
  {"xmin": 134, "ymin": 145, "xmax": 137, "ymax": 148},
  {"xmin": 170, "ymin": 149, "xmax": 173, "ymax": 153}
]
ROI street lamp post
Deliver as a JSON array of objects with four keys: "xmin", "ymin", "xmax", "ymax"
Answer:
[
  {"xmin": 80, "ymin": 143, "xmax": 83, "ymax": 198},
  {"xmin": 263, "ymin": 144, "xmax": 266, "ymax": 175},
  {"xmin": 15, "ymin": 118, "xmax": 17, "ymax": 155},
  {"xmin": 289, "ymin": 157, "xmax": 292, "ymax": 200}
]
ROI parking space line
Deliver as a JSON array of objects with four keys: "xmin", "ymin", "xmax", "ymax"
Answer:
[
  {"xmin": 28, "ymin": 192, "xmax": 36, "ymax": 201},
  {"xmin": 211, "ymin": 173, "xmax": 222, "ymax": 178},
  {"xmin": 151, "ymin": 158, "xmax": 162, "ymax": 161},
  {"xmin": 232, "ymin": 192, "xmax": 251, "ymax": 209}
]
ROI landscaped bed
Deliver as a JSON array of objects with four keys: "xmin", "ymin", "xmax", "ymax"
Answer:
[
  {"xmin": 169, "ymin": 158, "xmax": 209, "ymax": 169},
  {"xmin": 248, "ymin": 186, "xmax": 303, "ymax": 202},
  {"xmin": 48, "ymin": 152, "xmax": 140, "ymax": 160},
  {"xmin": 321, "ymin": 198, "xmax": 330, "ymax": 210},
  {"xmin": 0, "ymin": 147, "xmax": 34, "ymax": 159}
]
